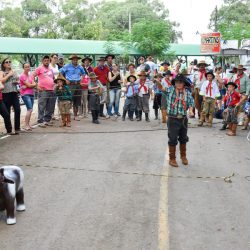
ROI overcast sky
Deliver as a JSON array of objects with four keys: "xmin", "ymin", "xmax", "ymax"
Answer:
[{"xmin": 165, "ymin": 0, "xmax": 224, "ymax": 44}]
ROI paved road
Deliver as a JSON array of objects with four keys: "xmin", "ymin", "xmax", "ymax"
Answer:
[{"xmin": 0, "ymin": 111, "xmax": 249, "ymax": 250}]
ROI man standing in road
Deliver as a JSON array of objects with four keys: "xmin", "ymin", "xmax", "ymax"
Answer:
[
  {"xmin": 33, "ymin": 55, "xmax": 55, "ymax": 128},
  {"xmin": 94, "ymin": 57, "xmax": 110, "ymax": 117},
  {"xmin": 59, "ymin": 54, "xmax": 86, "ymax": 121}
]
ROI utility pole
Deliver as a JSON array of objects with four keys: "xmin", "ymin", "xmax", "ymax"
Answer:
[{"xmin": 129, "ymin": 12, "xmax": 131, "ymax": 34}]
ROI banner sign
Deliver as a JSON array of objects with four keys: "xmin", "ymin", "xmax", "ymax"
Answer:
[{"xmin": 201, "ymin": 32, "xmax": 221, "ymax": 54}]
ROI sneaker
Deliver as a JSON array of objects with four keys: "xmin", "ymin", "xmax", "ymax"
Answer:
[
  {"xmin": 38, "ymin": 123, "xmax": 46, "ymax": 128},
  {"xmin": 106, "ymin": 114, "xmax": 110, "ymax": 119},
  {"xmin": 44, "ymin": 121, "xmax": 53, "ymax": 126},
  {"xmin": 117, "ymin": 112, "xmax": 121, "ymax": 117},
  {"xmin": 114, "ymin": 114, "xmax": 118, "ymax": 119}
]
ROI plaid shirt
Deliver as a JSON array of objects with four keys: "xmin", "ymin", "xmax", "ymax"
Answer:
[{"xmin": 165, "ymin": 86, "xmax": 194, "ymax": 116}]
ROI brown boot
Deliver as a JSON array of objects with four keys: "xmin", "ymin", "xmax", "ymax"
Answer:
[
  {"xmin": 169, "ymin": 145, "xmax": 178, "ymax": 167},
  {"xmin": 180, "ymin": 144, "xmax": 188, "ymax": 165},
  {"xmin": 228, "ymin": 124, "xmax": 237, "ymax": 136},
  {"xmin": 162, "ymin": 110, "xmax": 167, "ymax": 123},
  {"xmin": 207, "ymin": 114, "xmax": 213, "ymax": 127},
  {"xmin": 66, "ymin": 114, "xmax": 71, "ymax": 127},
  {"xmin": 242, "ymin": 118, "xmax": 249, "ymax": 130},
  {"xmin": 198, "ymin": 113, "xmax": 205, "ymax": 126},
  {"xmin": 60, "ymin": 114, "xmax": 66, "ymax": 127},
  {"xmin": 226, "ymin": 123, "xmax": 233, "ymax": 135}
]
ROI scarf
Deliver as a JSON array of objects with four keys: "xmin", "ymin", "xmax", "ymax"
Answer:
[
  {"xmin": 165, "ymin": 78, "xmax": 171, "ymax": 87},
  {"xmin": 199, "ymin": 69, "xmax": 206, "ymax": 81},
  {"xmin": 206, "ymin": 81, "xmax": 213, "ymax": 96},
  {"xmin": 171, "ymin": 88, "xmax": 187, "ymax": 111},
  {"xmin": 138, "ymin": 80, "xmax": 148, "ymax": 93},
  {"xmin": 235, "ymin": 73, "xmax": 244, "ymax": 90}
]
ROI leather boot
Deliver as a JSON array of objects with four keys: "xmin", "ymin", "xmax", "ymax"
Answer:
[
  {"xmin": 145, "ymin": 113, "xmax": 150, "ymax": 122},
  {"xmin": 169, "ymin": 145, "xmax": 178, "ymax": 167},
  {"xmin": 128, "ymin": 111, "xmax": 134, "ymax": 121},
  {"xmin": 66, "ymin": 114, "xmax": 71, "ymax": 127},
  {"xmin": 154, "ymin": 109, "xmax": 158, "ymax": 120},
  {"xmin": 220, "ymin": 123, "xmax": 227, "ymax": 130},
  {"xmin": 137, "ymin": 111, "xmax": 142, "ymax": 121},
  {"xmin": 162, "ymin": 109, "xmax": 167, "ymax": 123},
  {"xmin": 198, "ymin": 113, "xmax": 205, "ymax": 126},
  {"xmin": 228, "ymin": 124, "xmax": 237, "ymax": 136},
  {"xmin": 207, "ymin": 114, "xmax": 213, "ymax": 127},
  {"xmin": 226, "ymin": 123, "xmax": 233, "ymax": 135},
  {"xmin": 122, "ymin": 110, "xmax": 127, "ymax": 121},
  {"xmin": 180, "ymin": 144, "xmax": 188, "ymax": 165},
  {"xmin": 60, "ymin": 114, "xmax": 66, "ymax": 127}
]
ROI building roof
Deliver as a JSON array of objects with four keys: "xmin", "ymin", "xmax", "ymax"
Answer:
[{"xmin": 0, "ymin": 37, "xmax": 202, "ymax": 56}]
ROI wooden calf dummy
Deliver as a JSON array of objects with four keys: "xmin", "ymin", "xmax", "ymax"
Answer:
[{"xmin": 0, "ymin": 166, "xmax": 25, "ymax": 225}]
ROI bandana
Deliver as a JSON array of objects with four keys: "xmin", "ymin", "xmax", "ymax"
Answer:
[
  {"xmin": 199, "ymin": 69, "xmax": 206, "ymax": 81},
  {"xmin": 235, "ymin": 73, "xmax": 244, "ymax": 90}
]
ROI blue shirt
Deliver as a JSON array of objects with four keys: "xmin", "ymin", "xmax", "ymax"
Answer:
[
  {"xmin": 153, "ymin": 83, "xmax": 162, "ymax": 95},
  {"xmin": 59, "ymin": 63, "xmax": 85, "ymax": 82},
  {"xmin": 126, "ymin": 84, "xmax": 138, "ymax": 97}
]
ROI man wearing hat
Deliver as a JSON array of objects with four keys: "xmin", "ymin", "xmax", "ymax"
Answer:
[
  {"xmin": 198, "ymin": 71, "xmax": 220, "ymax": 127},
  {"xmin": 193, "ymin": 60, "xmax": 209, "ymax": 118},
  {"xmin": 165, "ymin": 74, "xmax": 194, "ymax": 167},
  {"xmin": 222, "ymin": 82, "xmax": 241, "ymax": 136},
  {"xmin": 93, "ymin": 57, "xmax": 110, "ymax": 117},
  {"xmin": 135, "ymin": 71, "xmax": 152, "ymax": 122},
  {"xmin": 59, "ymin": 54, "xmax": 86, "ymax": 121},
  {"xmin": 105, "ymin": 54, "xmax": 115, "ymax": 72}
]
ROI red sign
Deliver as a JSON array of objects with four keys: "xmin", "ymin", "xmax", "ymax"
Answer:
[{"xmin": 201, "ymin": 32, "xmax": 221, "ymax": 54}]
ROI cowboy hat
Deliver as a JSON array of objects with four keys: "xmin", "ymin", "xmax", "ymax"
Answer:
[
  {"xmin": 97, "ymin": 57, "xmax": 106, "ymax": 61},
  {"xmin": 68, "ymin": 54, "xmax": 81, "ymax": 60},
  {"xmin": 54, "ymin": 75, "xmax": 67, "ymax": 84},
  {"xmin": 237, "ymin": 64, "xmax": 246, "ymax": 70},
  {"xmin": 138, "ymin": 71, "xmax": 147, "ymax": 77},
  {"xmin": 105, "ymin": 54, "xmax": 115, "ymax": 60},
  {"xmin": 197, "ymin": 60, "xmax": 209, "ymax": 67},
  {"xmin": 89, "ymin": 72, "xmax": 98, "ymax": 79},
  {"xmin": 229, "ymin": 67, "xmax": 237, "ymax": 73},
  {"xmin": 205, "ymin": 70, "xmax": 215, "ymax": 79},
  {"xmin": 127, "ymin": 75, "xmax": 137, "ymax": 82},
  {"xmin": 225, "ymin": 81, "xmax": 237, "ymax": 89},
  {"xmin": 82, "ymin": 56, "xmax": 93, "ymax": 63},
  {"xmin": 163, "ymin": 70, "xmax": 173, "ymax": 76},
  {"xmin": 171, "ymin": 74, "xmax": 190, "ymax": 86},
  {"xmin": 161, "ymin": 61, "xmax": 170, "ymax": 66}
]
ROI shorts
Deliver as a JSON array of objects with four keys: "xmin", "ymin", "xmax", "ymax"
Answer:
[
  {"xmin": 22, "ymin": 94, "xmax": 34, "ymax": 110},
  {"xmin": 58, "ymin": 100, "xmax": 72, "ymax": 115}
]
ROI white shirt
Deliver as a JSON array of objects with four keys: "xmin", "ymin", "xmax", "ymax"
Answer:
[
  {"xmin": 199, "ymin": 80, "xmax": 220, "ymax": 99},
  {"xmin": 161, "ymin": 78, "xmax": 172, "ymax": 91},
  {"xmin": 50, "ymin": 64, "xmax": 59, "ymax": 79},
  {"xmin": 135, "ymin": 79, "xmax": 152, "ymax": 97},
  {"xmin": 193, "ymin": 71, "xmax": 207, "ymax": 89}
]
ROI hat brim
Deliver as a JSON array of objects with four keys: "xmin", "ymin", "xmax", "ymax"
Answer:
[
  {"xmin": 82, "ymin": 57, "xmax": 93, "ymax": 63},
  {"xmin": 161, "ymin": 63, "xmax": 170, "ymax": 66},
  {"xmin": 54, "ymin": 78, "xmax": 66, "ymax": 84},
  {"xmin": 127, "ymin": 75, "xmax": 137, "ymax": 81},
  {"xmin": 197, "ymin": 63, "xmax": 209, "ymax": 67},
  {"xmin": 237, "ymin": 67, "xmax": 246, "ymax": 70},
  {"xmin": 171, "ymin": 78, "xmax": 190, "ymax": 86},
  {"xmin": 225, "ymin": 83, "xmax": 237, "ymax": 89},
  {"xmin": 105, "ymin": 55, "xmax": 115, "ymax": 60},
  {"xmin": 205, "ymin": 72, "xmax": 215, "ymax": 79},
  {"xmin": 69, "ymin": 56, "xmax": 81, "ymax": 60}
]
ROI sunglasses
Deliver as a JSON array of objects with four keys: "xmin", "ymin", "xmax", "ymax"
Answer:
[{"xmin": 4, "ymin": 61, "xmax": 11, "ymax": 64}]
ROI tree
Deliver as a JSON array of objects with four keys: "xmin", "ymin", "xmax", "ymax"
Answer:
[
  {"xmin": 131, "ymin": 19, "xmax": 171, "ymax": 58},
  {"xmin": 209, "ymin": 0, "xmax": 250, "ymax": 40}
]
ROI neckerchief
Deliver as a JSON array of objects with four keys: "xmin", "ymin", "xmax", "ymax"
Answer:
[
  {"xmin": 235, "ymin": 73, "xmax": 244, "ymax": 90},
  {"xmin": 171, "ymin": 88, "xmax": 187, "ymax": 111},
  {"xmin": 165, "ymin": 78, "xmax": 171, "ymax": 87},
  {"xmin": 206, "ymin": 81, "xmax": 213, "ymax": 96},
  {"xmin": 199, "ymin": 69, "xmax": 206, "ymax": 81},
  {"xmin": 138, "ymin": 80, "xmax": 148, "ymax": 93}
]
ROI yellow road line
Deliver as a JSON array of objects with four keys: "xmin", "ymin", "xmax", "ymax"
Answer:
[{"xmin": 158, "ymin": 148, "xmax": 169, "ymax": 250}]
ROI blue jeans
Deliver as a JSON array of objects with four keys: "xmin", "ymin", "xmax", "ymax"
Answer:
[
  {"xmin": 22, "ymin": 95, "xmax": 34, "ymax": 110},
  {"xmin": 108, "ymin": 88, "xmax": 121, "ymax": 115}
]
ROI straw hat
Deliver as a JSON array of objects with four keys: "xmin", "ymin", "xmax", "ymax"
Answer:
[
  {"xmin": 54, "ymin": 75, "xmax": 67, "ymax": 84},
  {"xmin": 197, "ymin": 60, "xmax": 209, "ymax": 67},
  {"xmin": 89, "ymin": 72, "xmax": 97, "ymax": 79},
  {"xmin": 69, "ymin": 54, "xmax": 81, "ymax": 60}
]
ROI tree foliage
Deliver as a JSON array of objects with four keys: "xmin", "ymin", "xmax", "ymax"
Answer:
[{"xmin": 209, "ymin": 0, "xmax": 250, "ymax": 40}]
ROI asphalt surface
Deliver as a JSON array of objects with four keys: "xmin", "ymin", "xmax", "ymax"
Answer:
[{"xmin": 0, "ymin": 108, "xmax": 249, "ymax": 250}]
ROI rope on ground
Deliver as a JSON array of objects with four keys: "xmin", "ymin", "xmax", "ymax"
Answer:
[{"xmin": 0, "ymin": 162, "xmax": 235, "ymax": 183}]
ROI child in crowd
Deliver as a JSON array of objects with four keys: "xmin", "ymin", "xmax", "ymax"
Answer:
[
  {"xmin": 55, "ymin": 76, "xmax": 72, "ymax": 127},
  {"xmin": 242, "ymin": 95, "xmax": 250, "ymax": 130},
  {"xmin": 223, "ymin": 82, "xmax": 241, "ymax": 136},
  {"xmin": 88, "ymin": 72, "xmax": 103, "ymax": 124},
  {"xmin": 152, "ymin": 74, "xmax": 163, "ymax": 120},
  {"xmin": 122, "ymin": 75, "xmax": 138, "ymax": 121},
  {"xmin": 136, "ymin": 71, "xmax": 152, "ymax": 122},
  {"xmin": 198, "ymin": 71, "xmax": 220, "ymax": 127}
]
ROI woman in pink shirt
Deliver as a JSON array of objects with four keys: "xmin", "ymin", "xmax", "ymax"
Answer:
[{"xmin": 20, "ymin": 63, "xmax": 36, "ymax": 131}]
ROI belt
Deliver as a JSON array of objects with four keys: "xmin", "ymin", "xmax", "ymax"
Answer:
[{"xmin": 168, "ymin": 115, "xmax": 187, "ymax": 119}]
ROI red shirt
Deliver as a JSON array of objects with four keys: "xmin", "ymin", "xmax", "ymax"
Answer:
[
  {"xmin": 94, "ymin": 66, "xmax": 109, "ymax": 85},
  {"xmin": 224, "ymin": 91, "xmax": 240, "ymax": 107}
]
